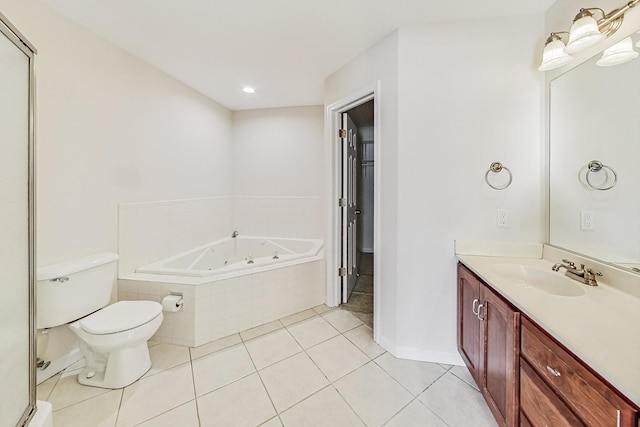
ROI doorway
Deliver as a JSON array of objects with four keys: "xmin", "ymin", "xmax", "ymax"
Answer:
[{"xmin": 339, "ymin": 100, "xmax": 375, "ymax": 328}]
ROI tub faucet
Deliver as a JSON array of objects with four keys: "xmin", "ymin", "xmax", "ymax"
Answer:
[
  {"xmin": 231, "ymin": 230, "xmax": 239, "ymax": 238},
  {"xmin": 552, "ymin": 259, "xmax": 602, "ymax": 286}
]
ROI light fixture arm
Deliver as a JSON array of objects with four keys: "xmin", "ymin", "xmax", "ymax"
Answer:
[
  {"xmin": 546, "ymin": 31, "xmax": 569, "ymax": 44},
  {"xmin": 596, "ymin": 0, "xmax": 639, "ymax": 36},
  {"xmin": 574, "ymin": 8, "xmax": 606, "ymax": 21}
]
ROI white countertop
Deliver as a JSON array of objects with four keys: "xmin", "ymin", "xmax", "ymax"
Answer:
[{"xmin": 457, "ymin": 254, "xmax": 640, "ymax": 407}]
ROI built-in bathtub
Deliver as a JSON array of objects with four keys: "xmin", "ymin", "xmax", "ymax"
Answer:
[
  {"xmin": 118, "ymin": 235, "xmax": 326, "ymax": 347},
  {"xmin": 137, "ymin": 236, "xmax": 323, "ymax": 277}
]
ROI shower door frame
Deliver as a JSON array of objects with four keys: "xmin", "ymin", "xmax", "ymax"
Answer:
[{"xmin": 0, "ymin": 12, "xmax": 37, "ymax": 427}]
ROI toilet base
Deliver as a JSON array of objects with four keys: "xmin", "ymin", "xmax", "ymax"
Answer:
[{"xmin": 77, "ymin": 341, "xmax": 152, "ymax": 389}]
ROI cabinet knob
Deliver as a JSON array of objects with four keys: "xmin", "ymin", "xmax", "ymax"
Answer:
[
  {"xmin": 476, "ymin": 304, "xmax": 485, "ymax": 321},
  {"xmin": 546, "ymin": 365, "xmax": 561, "ymax": 377}
]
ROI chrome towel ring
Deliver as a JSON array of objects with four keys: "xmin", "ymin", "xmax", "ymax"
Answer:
[
  {"xmin": 586, "ymin": 160, "xmax": 617, "ymax": 191},
  {"xmin": 485, "ymin": 162, "xmax": 512, "ymax": 190}
]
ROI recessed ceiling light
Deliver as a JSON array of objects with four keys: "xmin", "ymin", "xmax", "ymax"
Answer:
[{"xmin": 243, "ymin": 86, "xmax": 255, "ymax": 94}]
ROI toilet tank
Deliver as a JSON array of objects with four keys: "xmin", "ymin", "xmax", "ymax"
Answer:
[{"xmin": 37, "ymin": 253, "xmax": 119, "ymax": 329}]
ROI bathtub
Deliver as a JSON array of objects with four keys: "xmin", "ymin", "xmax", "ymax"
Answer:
[
  {"xmin": 120, "ymin": 235, "xmax": 326, "ymax": 347},
  {"xmin": 136, "ymin": 236, "xmax": 323, "ymax": 277}
]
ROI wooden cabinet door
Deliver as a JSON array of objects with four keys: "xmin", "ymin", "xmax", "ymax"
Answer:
[
  {"xmin": 457, "ymin": 263, "xmax": 482, "ymax": 385},
  {"xmin": 479, "ymin": 285, "xmax": 520, "ymax": 427}
]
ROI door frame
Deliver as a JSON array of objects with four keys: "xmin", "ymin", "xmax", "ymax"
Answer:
[{"xmin": 325, "ymin": 82, "xmax": 381, "ymax": 339}]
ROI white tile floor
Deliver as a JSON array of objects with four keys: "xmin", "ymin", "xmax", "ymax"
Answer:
[{"xmin": 38, "ymin": 306, "xmax": 497, "ymax": 427}]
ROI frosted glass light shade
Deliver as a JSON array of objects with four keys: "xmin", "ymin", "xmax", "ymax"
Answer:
[
  {"xmin": 538, "ymin": 38, "xmax": 574, "ymax": 71},
  {"xmin": 596, "ymin": 37, "xmax": 638, "ymax": 66},
  {"xmin": 565, "ymin": 15, "xmax": 606, "ymax": 54}
]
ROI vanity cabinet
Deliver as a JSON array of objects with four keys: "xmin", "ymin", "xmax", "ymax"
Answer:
[
  {"xmin": 457, "ymin": 262, "xmax": 639, "ymax": 427},
  {"xmin": 458, "ymin": 264, "xmax": 481, "ymax": 383},
  {"xmin": 520, "ymin": 317, "xmax": 638, "ymax": 427},
  {"xmin": 457, "ymin": 263, "xmax": 520, "ymax": 427}
]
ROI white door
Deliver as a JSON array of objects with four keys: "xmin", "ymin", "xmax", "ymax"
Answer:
[{"xmin": 341, "ymin": 113, "xmax": 359, "ymax": 303}]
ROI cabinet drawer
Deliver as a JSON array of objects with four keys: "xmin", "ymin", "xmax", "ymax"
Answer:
[
  {"xmin": 520, "ymin": 359, "xmax": 585, "ymax": 427},
  {"xmin": 521, "ymin": 318, "xmax": 635, "ymax": 426}
]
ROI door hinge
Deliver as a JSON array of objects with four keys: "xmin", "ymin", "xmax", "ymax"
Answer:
[
  {"xmin": 338, "ymin": 267, "xmax": 347, "ymax": 277},
  {"xmin": 339, "ymin": 129, "xmax": 347, "ymax": 138},
  {"xmin": 338, "ymin": 198, "xmax": 346, "ymax": 207}
]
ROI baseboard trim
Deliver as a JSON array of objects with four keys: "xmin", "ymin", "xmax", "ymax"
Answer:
[{"xmin": 376, "ymin": 334, "xmax": 464, "ymax": 366}]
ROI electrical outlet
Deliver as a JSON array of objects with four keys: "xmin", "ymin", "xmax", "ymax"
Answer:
[
  {"xmin": 581, "ymin": 211, "xmax": 595, "ymax": 230},
  {"xmin": 496, "ymin": 209, "xmax": 510, "ymax": 228}
]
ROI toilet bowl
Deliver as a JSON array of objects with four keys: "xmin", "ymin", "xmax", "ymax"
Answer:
[
  {"xmin": 69, "ymin": 300, "xmax": 163, "ymax": 388},
  {"xmin": 37, "ymin": 253, "xmax": 164, "ymax": 389}
]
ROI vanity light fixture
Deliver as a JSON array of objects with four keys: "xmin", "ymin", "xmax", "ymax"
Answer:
[
  {"xmin": 538, "ymin": 33, "xmax": 574, "ymax": 71},
  {"xmin": 596, "ymin": 36, "xmax": 639, "ymax": 66},
  {"xmin": 564, "ymin": 9, "xmax": 606, "ymax": 54},
  {"xmin": 539, "ymin": 0, "xmax": 639, "ymax": 71}
]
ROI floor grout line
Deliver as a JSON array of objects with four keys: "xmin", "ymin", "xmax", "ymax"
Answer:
[
  {"xmin": 242, "ymin": 340, "xmax": 280, "ymax": 422},
  {"xmin": 187, "ymin": 352, "xmax": 203, "ymax": 427},
  {"xmin": 44, "ymin": 305, "xmax": 494, "ymax": 427},
  {"xmin": 114, "ymin": 388, "xmax": 124, "ymax": 426},
  {"xmin": 330, "ymin": 382, "xmax": 370, "ymax": 427},
  {"xmin": 411, "ymin": 395, "xmax": 453, "ymax": 427}
]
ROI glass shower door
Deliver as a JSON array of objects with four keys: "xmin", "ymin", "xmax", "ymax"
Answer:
[{"xmin": 0, "ymin": 14, "xmax": 36, "ymax": 427}]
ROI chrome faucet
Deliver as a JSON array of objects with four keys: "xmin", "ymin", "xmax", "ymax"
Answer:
[
  {"xmin": 552, "ymin": 259, "xmax": 576, "ymax": 272},
  {"xmin": 231, "ymin": 230, "xmax": 239, "ymax": 238},
  {"xmin": 552, "ymin": 259, "xmax": 602, "ymax": 286}
]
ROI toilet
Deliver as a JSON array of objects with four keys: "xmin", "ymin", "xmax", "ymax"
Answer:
[{"xmin": 37, "ymin": 253, "xmax": 163, "ymax": 389}]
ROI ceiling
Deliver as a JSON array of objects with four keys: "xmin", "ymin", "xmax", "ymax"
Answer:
[{"xmin": 39, "ymin": 0, "xmax": 554, "ymax": 111}]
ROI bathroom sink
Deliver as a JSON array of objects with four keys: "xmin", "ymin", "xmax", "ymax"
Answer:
[{"xmin": 492, "ymin": 264, "xmax": 586, "ymax": 297}]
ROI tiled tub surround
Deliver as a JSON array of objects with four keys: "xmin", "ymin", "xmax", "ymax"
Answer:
[
  {"xmin": 118, "ymin": 196, "xmax": 323, "ymax": 276},
  {"xmin": 232, "ymin": 196, "xmax": 324, "ymax": 240},
  {"xmin": 118, "ymin": 197, "xmax": 233, "ymax": 276},
  {"xmin": 456, "ymin": 244, "xmax": 640, "ymax": 407},
  {"xmin": 119, "ymin": 258, "xmax": 325, "ymax": 347}
]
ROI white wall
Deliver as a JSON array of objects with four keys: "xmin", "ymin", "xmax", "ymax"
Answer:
[
  {"xmin": 394, "ymin": 16, "xmax": 545, "ymax": 360},
  {"xmin": 232, "ymin": 106, "xmax": 324, "ymax": 197},
  {"xmin": 0, "ymin": 0, "xmax": 233, "ymax": 266},
  {"xmin": 325, "ymin": 31, "xmax": 400, "ymax": 349},
  {"xmin": 231, "ymin": 107, "xmax": 325, "ymax": 239},
  {"xmin": 325, "ymin": 15, "xmax": 546, "ymax": 363}
]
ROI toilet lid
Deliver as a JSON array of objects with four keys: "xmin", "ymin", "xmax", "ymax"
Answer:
[{"xmin": 79, "ymin": 301, "xmax": 162, "ymax": 335}]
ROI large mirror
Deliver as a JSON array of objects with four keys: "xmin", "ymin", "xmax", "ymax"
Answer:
[{"xmin": 549, "ymin": 29, "xmax": 640, "ymax": 273}]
